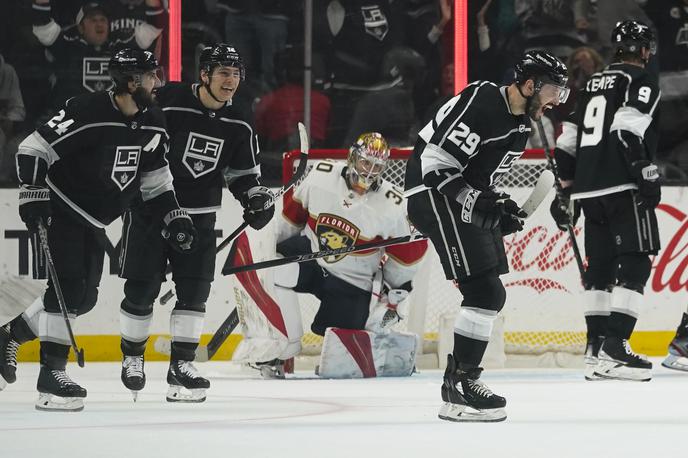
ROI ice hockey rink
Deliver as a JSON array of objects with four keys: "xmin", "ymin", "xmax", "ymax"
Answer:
[{"xmin": 1, "ymin": 360, "xmax": 685, "ymax": 458}]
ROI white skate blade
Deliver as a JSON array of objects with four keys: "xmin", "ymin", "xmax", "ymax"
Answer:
[
  {"xmin": 131, "ymin": 391, "xmax": 139, "ymax": 402},
  {"xmin": 35, "ymin": 393, "xmax": 84, "ymax": 412},
  {"xmin": 594, "ymin": 359, "xmax": 652, "ymax": 382},
  {"xmin": 166, "ymin": 385, "xmax": 206, "ymax": 403},
  {"xmin": 662, "ymin": 354, "xmax": 688, "ymax": 372},
  {"xmin": 584, "ymin": 362, "xmax": 606, "ymax": 381},
  {"xmin": 438, "ymin": 402, "xmax": 507, "ymax": 423},
  {"xmin": 0, "ymin": 376, "xmax": 7, "ymax": 391}
]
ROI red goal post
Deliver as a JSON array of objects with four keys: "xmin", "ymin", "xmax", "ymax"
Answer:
[{"xmin": 282, "ymin": 148, "xmax": 587, "ymax": 366}]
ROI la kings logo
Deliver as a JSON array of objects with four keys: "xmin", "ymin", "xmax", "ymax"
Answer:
[
  {"xmin": 111, "ymin": 146, "xmax": 141, "ymax": 190},
  {"xmin": 316, "ymin": 213, "xmax": 360, "ymax": 263},
  {"xmin": 361, "ymin": 5, "xmax": 388, "ymax": 41},
  {"xmin": 183, "ymin": 132, "xmax": 224, "ymax": 178},
  {"xmin": 83, "ymin": 57, "xmax": 114, "ymax": 92}
]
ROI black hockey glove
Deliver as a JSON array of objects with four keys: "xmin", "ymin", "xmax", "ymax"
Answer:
[
  {"xmin": 499, "ymin": 199, "xmax": 527, "ymax": 235},
  {"xmin": 18, "ymin": 185, "xmax": 51, "ymax": 231},
  {"xmin": 242, "ymin": 186, "xmax": 275, "ymax": 230},
  {"xmin": 18, "ymin": 185, "xmax": 51, "ymax": 279},
  {"xmin": 549, "ymin": 187, "xmax": 579, "ymax": 231},
  {"xmin": 460, "ymin": 189, "xmax": 509, "ymax": 230},
  {"xmin": 630, "ymin": 160, "xmax": 661, "ymax": 210},
  {"xmin": 162, "ymin": 210, "xmax": 198, "ymax": 253}
]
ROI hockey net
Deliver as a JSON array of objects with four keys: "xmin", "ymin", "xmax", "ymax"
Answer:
[{"xmin": 282, "ymin": 149, "xmax": 586, "ymax": 365}]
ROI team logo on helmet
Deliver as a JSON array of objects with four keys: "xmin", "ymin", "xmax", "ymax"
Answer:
[
  {"xmin": 182, "ymin": 132, "xmax": 224, "ymax": 178},
  {"xmin": 361, "ymin": 5, "xmax": 389, "ymax": 41},
  {"xmin": 315, "ymin": 213, "xmax": 360, "ymax": 263},
  {"xmin": 83, "ymin": 57, "xmax": 114, "ymax": 92},
  {"xmin": 111, "ymin": 146, "xmax": 141, "ymax": 190}
]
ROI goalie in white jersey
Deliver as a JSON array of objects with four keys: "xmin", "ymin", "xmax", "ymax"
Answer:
[{"xmin": 236, "ymin": 133, "xmax": 428, "ymax": 378}]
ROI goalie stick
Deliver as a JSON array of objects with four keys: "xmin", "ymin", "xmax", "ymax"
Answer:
[
  {"xmin": 37, "ymin": 220, "xmax": 85, "ymax": 367},
  {"xmin": 536, "ymin": 119, "xmax": 585, "ymax": 277},
  {"xmin": 156, "ymin": 168, "xmax": 554, "ymax": 359},
  {"xmin": 158, "ymin": 122, "xmax": 311, "ymax": 306}
]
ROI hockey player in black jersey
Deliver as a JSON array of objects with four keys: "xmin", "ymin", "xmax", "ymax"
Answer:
[
  {"xmin": 117, "ymin": 44, "xmax": 274, "ymax": 402},
  {"xmin": 550, "ymin": 21, "xmax": 661, "ymax": 382},
  {"xmin": 405, "ymin": 51, "xmax": 569, "ymax": 422},
  {"xmin": 0, "ymin": 48, "xmax": 197, "ymax": 411}
]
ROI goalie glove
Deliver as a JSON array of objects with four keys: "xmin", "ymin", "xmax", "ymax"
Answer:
[{"xmin": 366, "ymin": 288, "xmax": 409, "ymax": 334}]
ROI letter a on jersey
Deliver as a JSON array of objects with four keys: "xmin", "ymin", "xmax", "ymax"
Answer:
[
  {"xmin": 182, "ymin": 132, "xmax": 225, "ymax": 178},
  {"xmin": 111, "ymin": 146, "xmax": 141, "ymax": 190}
]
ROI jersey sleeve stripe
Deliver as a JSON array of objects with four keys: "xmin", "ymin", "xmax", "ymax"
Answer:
[
  {"xmin": 140, "ymin": 165, "xmax": 174, "ymax": 201},
  {"xmin": 555, "ymin": 121, "xmax": 578, "ymax": 156},
  {"xmin": 162, "ymin": 107, "xmax": 204, "ymax": 115},
  {"xmin": 17, "ymin": 132, "xmax": 60, "ymax": 165},
  {"xmin": 481, "ymin": 127, "xmax": 524, "ymax": 145},
  {"xmin": 219, "ymin": 117, "xmax": 258, "ymax": 167},
  {"xmin": 420, "ymin": 143, "xmax": 465, "ymax": 177},
  {"xmin": 46, "ymin": 177, "xmax": 107, "ymax": 228},
  {"xmin": 436, "ymin": 172, "xmax": 464, "ymax": 194},
  {"xmin": 49, "ymin": 122, "xmax": 128, "ymax": 147},
  {"xmin": 224, "ymin": 165, "xmax": 261, "ymax": 183},
  {"xmin": 140, "ymin": 125, "xmax": 170, "ymax": 139},
  {"xmin": 610, "ymin": 106, "xmax": 653, "ymax": 139}
]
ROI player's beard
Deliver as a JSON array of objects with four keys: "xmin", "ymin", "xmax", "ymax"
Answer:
[
  {"xmin": 132, "ymin": 87, "xmax": 157, "ymax": 109},
  {"xmin": 527, "ymin": 96, "xmax": 544, "ymax": 121}
]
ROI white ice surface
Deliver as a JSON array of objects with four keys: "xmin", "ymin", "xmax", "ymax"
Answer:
[{"xmin": 1, "ymin": 360, "xmax": 686, "ymax": 458}]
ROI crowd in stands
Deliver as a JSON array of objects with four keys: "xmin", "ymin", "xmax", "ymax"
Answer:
[{"xmin": 0, "ymin": 0, "xmax": 686, "ymax": 186}]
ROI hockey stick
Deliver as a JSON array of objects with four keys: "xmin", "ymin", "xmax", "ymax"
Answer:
[
  {"xmin": 37, "ymin": 220, "xmax": 86, "ymax": 368},
  {"xmin": 535, "ymin": 119, "xmax": 585, "ymax": 277},
  {"xmin": 223, "ymin": 232, "xmax": 429, "ymax": 276},
  {"xmin": 158, "ymin": 122, "xmax": 311, "ymax": 306}
]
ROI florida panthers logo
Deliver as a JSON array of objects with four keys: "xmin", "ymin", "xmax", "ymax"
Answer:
[
  {"xmin": 111, "ymin": 146, "xmax": 141, "ymax": 190},
  {"xmin": 83, "ymin": 57, "xmax": 114, "ymax": 92},
  {"xmin": 315, "ymin": 214, "xmax": 360, "ymax": 263},
  {"xmin": 182, "ymin": 132, "xmax": 224, "ymax": 178}
]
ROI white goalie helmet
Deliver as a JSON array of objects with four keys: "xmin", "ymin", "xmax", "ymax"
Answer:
[{"xmin": 346, "ymin": 132, "xmax": 390, "ymax": 194}]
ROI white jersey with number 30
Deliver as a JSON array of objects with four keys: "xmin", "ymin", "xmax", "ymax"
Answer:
[{"xmin": 279, "ymin": 161, "xmax": 427, "ymax": 292}]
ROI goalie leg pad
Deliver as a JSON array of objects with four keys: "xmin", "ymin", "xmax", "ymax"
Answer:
[{"xmin": 318, "ymin": 328, "xmax": 419, "ymax": 378}]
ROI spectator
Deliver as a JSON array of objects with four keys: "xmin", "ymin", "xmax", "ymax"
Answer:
[
  {"xmin": 32, "ymin": 0, "xmax": 162, "ymax": 111},
  {"xmin": 106, "ymin": 0, "xmax": 166, "ymax": 47},
  {"xmin": 643, "ymin": 0, "xmax": 688, "ymax": 174},
  {"xmin": 515, "ymin": 0, "xmax": 586, "ymax": 59},
  {"xmin": 218, "ymin": 0, "xmax": 289, "ymax": 93},
  {"xmin": 254, "ymin": 45, "xmax": 331, "ymax": 183},
  {"xmin": 0, "ymin": 54, "xmax": 26, "ymax": 185},
  {"xmin": 550, "ymin": 46, "xmax": 604, "ymax": 125}
]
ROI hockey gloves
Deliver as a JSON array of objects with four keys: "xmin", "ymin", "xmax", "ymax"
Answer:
[
  {"xmin": 499, "ymin": 199, "xmax": 527, "ymax": 235},
  {"xmin": 18, "ymin": 185, "xmax": 51, "ymax": 279},
  {"xmin": 242, "ymin": 186, "xmax": 275, "ymax": 230},
  {"xmin": 549, "ymin": 187, "xmax": 580, "ymax": 231},
  {"xmin": 630, "ymin": 160, "xmax": 661, "ymax": 210},
  {"xmin": 162, "ymin": 209, "xmax": 198, "ymax": 253}
]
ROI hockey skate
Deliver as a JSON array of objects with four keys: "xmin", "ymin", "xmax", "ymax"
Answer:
[
  {"xmin": 35, "ymin": 365, "xmax": 87, "ymax": 412},
  {"xmin": 583, "ymin": 336, "xmax": 605, "ymax": 381},
  {"xmin": 438, "ymin": 355, "xmax": 506, "ymax": 423},
  {"xmin": 251, "ymin": 358, "xmax": 286, "ymax": 379},
  {"xmin": 166, "ymin": 360, "xmax": 210, "ymax": 403},
  {"xmin": 0, "ymin": 324, "xmax": 19, "ymax": 390},
  {"xmin": 662, "ymin": 336, "xmax": 688, "ymax": 372},
  {"xmin": 121, "ymin": 355, "xmax": 145, "ymax": 401},
  {"xmin": 595, "ymin": 337, "xmax": 652, "ymax": 381}
]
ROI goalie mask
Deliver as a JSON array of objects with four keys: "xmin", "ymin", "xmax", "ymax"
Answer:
[{"xmin": 346, "ymin": 132, "xmax": 390, "ymax": 195}]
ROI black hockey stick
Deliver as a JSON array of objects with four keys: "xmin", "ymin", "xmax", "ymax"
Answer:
[
  {"xmin": 159, "ymin": 122, "xmax": 311, "ymax": 306},
  {"xmin": 223, "ymin": 232, "xmax": 428, "ymax": 276},
  {"xmin": 536, "ymin": 119, "xmax": 585, "ymax": 277},
  {"xmin": 37, "ymin": 220, "xmax": 86, "ymax": 367}
]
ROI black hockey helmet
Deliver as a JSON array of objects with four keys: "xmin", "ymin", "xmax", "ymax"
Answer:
[
  {"xmin": 611, "ymin": 20, "xmax": 656, "ymax": 59},
  {"xmin": 199, "ymin": 43, "xmax": 245, "ymax": 80},
  {"xmin": 514, "ymin": 50, "xmax": 569, "ymax": 103},
  {"xmin": 109, "ymin": 48, "xmax": 160, "ymax": 91}
]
